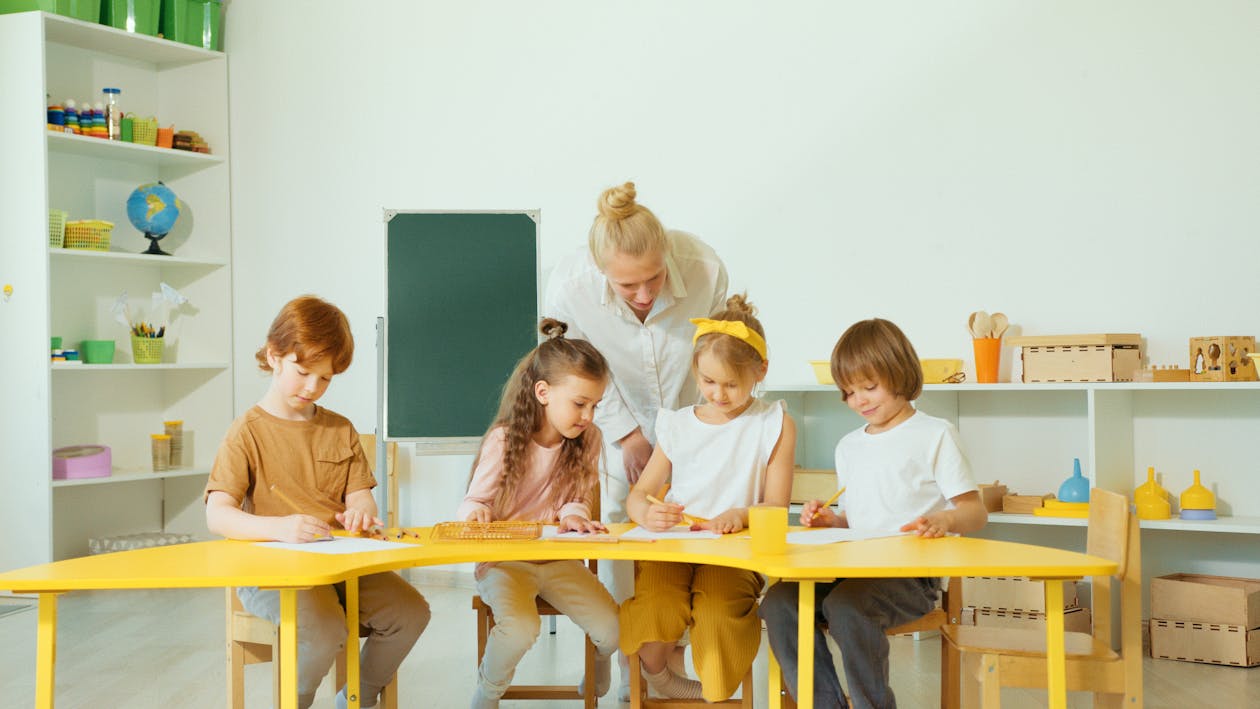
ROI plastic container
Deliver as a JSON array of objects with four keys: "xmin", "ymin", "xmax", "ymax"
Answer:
[
  {"xmin": 131, "ymin": 335, "xmax": 163, "ymax": 364},
  {"xmin": 0, "ymin": 0, "xmax": 100, "ymax": 22},
  {"xmin": 129, "ymin": 114, "xmax": 157, "ymax": 146},
  {"xmin": 120, "ymin": 114, "xmax": 133, "ymax": 142},
  {"xmin": 1134, "ymin": 467, "xmax": 1171, "ymax": 520},
  {"xmin": 100, "ymin": 0, "xmax": 158, "ymax": 35},
  {"xmin": 163, "ymin": 419, "xmax": 183, "ymax": 468},
  {"xmin": 63, "ymin": 219, "xmax": 113, "ymax": 250},
  {"xmin": 1180, "ymin": 469, "xmax": 1217, "ymax": 520},
  {"xmin": 48, "ymin": 208, "xmax": 67, "ymax": 247},
  {"xmin": 156, "ymin": 125, "xmax": 174, "ymax": 148},
  {"xmin": 80, "ymin": 339, "xmax": 115, "ymax": 364},
  {"xmin": 161, "ymin": 0, "xmax": 222, "ymax": 50},
  {"xmin": 102, "ymin": 87, "xmax": 121, "ymax": 140},
  {"xmin": 973, "ymin": 337, "xmax": 1001, "ymax": 383},
  {"xmin": 809, "ymin": 360, "xmax": 833, "ymax": 385},
  {"xmin": 150, "ymin": 433, "xmax": 171, "ymax": 472}
]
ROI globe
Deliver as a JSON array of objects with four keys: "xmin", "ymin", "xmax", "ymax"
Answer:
[{"xmin": 127, "ymin": 182, "xmax": 183, "ymax": 255}]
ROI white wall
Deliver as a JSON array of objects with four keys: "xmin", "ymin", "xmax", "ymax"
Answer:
[{"xmin": 224, "ymin": 2, "xmax": 1260, "ymax": 526}]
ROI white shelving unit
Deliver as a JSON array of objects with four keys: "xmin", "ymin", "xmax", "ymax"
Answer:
[
  {"xmin": 0, "ymin": 12, "xmax": 232, "ymax": 569},
  {"xmin": 766, "ymin": 380, "xmax": 1260, "ymax": 584}
]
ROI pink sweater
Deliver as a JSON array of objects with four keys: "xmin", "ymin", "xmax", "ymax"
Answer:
[{"xmin": 457, "ymin": 427, "xmax": 595, "ymax": 523}]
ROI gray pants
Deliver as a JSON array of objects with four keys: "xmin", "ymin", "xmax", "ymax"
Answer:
[
  {"xmin": 759, "ymin": 577, "xmax": 938, "ymax": 709},
  {"xmin": 238, "ymin": 571, "xmax": 430, "ymax": 708}
]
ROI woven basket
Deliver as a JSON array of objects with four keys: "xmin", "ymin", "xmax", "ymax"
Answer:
[
  {"xmin": 131, "ymin": 115, "xmax": 158, "ymax": 146},
  {"xmin": 63, "ymin": 220, "xmax": 113, "ymax": 251},
  {"xmin": 131, "ymin": 336, "xmax": 164, "ymax": 365},
  {"xmin": 48, "ymin": 209, "xmax": 67, "ymax": 248}
]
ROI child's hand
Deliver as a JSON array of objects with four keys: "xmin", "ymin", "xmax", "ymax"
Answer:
[
  {"xmin": 336, "ymin": 507, "xmax": 383, "ymax": 534},
  {"xmin": 559, "ymin": 515, "xmax": 607, "ymax": 534},
  {"xmin": 277, "ymin": 514, "xmax": 332, "ymax": 543},
  {"xmin": 645, "ymin": 499, "xmax": 686, "ymax": 531},
  {"xmin": 695, "ymin": 509, "xmax": 744, "ymax": 534},
  {"xmin": 900, "ymin": 511, "xmax": 950, "ymax": 538},
  {"xmin": 802, "ymin": 500, "xmax": 841, "ymax": 527},
  {"xmin": 466, "ymin": 508, "xmax": 492, "ymax": 523}
]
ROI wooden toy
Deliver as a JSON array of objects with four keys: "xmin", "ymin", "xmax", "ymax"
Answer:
[
  {"xmin": 431, "ymin": 520, "xmax": 543, "ymax": 541},
  {"xmin": 1179, "ymin": 469, "xmax": 1217, "ymax": 520},
  {"xmin": 1001, "ymin": 493, "xmax": 1055, "ymax": 514},
  {"xmin": 1133, "ymin": 365, "xmax": 1191, "ymax": 383},
  {"xmin": 1134, "ymin": 466, "xmax": 1172, "ymax": 520},
  {"xmin": 1007, "ymin": 334, "xmax": 1142, "ymax": 382},
  {"xmin": 1189, "ymin": 336, "xmax": 1257, "ymax": 382}
]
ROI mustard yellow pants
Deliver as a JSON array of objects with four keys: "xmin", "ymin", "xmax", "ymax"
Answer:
[{"xmin": 619, "ymin": 561, "xmax": 763, "ymax": 702}]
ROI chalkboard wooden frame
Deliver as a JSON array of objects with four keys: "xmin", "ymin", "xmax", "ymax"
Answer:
[{"xmin": 383, "ymin": 210, "xmax": 539, "ymax": 452}]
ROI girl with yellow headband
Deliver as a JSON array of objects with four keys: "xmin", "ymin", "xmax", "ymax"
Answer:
[{"xmin": 619, "ymin": 293, "xmax": 796, "ymax": 701}]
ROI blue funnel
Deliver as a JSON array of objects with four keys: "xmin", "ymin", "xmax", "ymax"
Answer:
[{"xmin": 1058, "ymin": 458, "xmax": 1090, "ymax": 502}]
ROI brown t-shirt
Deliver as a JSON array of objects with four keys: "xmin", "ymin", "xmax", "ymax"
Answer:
[{"xmin": 204, "ymin": 405, "xmax": 375, "ymax": 527}]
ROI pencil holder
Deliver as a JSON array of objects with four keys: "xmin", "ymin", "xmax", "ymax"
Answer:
[
  {"xmin": 150, "ymin": 434, "xmax": 171, "ymax": 472},
  {"xmin": 163, "ymin": 420, "xmax": 183, "ymax": 468},
  {"xmin": 131, "ymin": 336, "xmax": 164, "ymax": 364},
  {"xmin": 48, "ymin": 209, "xmax": 67, "ymax": 247}
]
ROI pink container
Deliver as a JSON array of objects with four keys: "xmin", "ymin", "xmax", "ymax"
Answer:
[{"xmin": 52, "ymin": 445, "xmax": 112, "ymax": 479}]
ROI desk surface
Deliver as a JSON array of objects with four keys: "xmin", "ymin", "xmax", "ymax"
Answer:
[{"xmin": 0, "ymin": 526, "xmax": 1116, "ymax": 592}]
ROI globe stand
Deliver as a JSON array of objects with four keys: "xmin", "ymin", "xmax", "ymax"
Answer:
[{"xmin": 142, "ymin": 232, "xmax": 171, "ymax": 256}]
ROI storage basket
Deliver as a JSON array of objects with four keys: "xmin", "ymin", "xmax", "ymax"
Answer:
[
  {"xmin": 48, "ymin": 208, "xmax": 67, "ymax": 247},
  {"xmin": 101, "ymin": 0, "xmax": 159, "ymax": 35},
  {"xmin": 130, "ymin": 115, "xmax": 158, "ymax": 146},
  {"xmin": 161, "ymin": 0, "xmax": 222, "ymax": 51},
  {"xmin": 131, "ymin": 335, "xmax": 163, "ymax": 364},
  {"xmin": 0, "ymin": 1, "xmax": 100, "ymax": 23},
  {"xmin": 63, "ymin": 219, "xmax": 113, "ymax": 251}
]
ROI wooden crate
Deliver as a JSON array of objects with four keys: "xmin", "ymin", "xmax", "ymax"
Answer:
[
  {"xmin": 1190, "ymin": 336, "xmax": 1258, "ymax": 382},
  {"xmin": 791, "ymin": 468, "xmax": 835, "ymax": 504},
  {"xmin": 1007, "ymin": 334, "xmax": 1142, "ymax": 382},
  {"xmin": 1002, "ymin": 493, "xmax": 1054, "ymax": 514}
]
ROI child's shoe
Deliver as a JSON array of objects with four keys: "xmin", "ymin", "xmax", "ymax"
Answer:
[
  {"xmin": 576, "ymin": 652, "xmax": 612, "ymax": 697},
  {"xmin": 644, "ymin": 666, "xmax": 704, "ymax": 699},
  {"xmin": 335, "ymin": 687, "xmax": 377, "ymax": 709}
]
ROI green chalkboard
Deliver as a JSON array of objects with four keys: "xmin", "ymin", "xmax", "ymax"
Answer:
[{"xmin": 385, "ymin": 211, "xmax": 538, "ymax": 441}]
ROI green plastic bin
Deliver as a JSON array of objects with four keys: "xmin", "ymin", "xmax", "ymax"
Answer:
[
  {"xmin": 0, "ymin": 0, "xmax": 100, "ymax": 23},
  {"xmin": 160, "ymin": 0, "xmax": 219, "ymax": 50},
  {"xmin": 100, "ymin": 0, "xmax": 158, "ymax": 36}
]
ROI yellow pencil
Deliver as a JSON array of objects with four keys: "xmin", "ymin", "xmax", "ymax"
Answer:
[
  {"xmin": 269, "ymin": 484, "xmax": 334, "ymax": 540},
  {"xmin": 646, "ymin": 494, "xmax": 708, "ymax": 525},
  {"xmin": 805, "ymin": 487, "xmax": 846, "ymax": 525}
]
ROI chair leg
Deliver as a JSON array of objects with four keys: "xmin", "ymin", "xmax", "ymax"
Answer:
[
  {"xmin": 941, "ymin": 633, "xmax": 961, "ymax": 709},
  {"xmin": 584, "ymin": 634, "xmax": 597, "ymax": 709},
  {"xmin": 379, "ymin": 674, "xmax": 399, "ymax": 709},
  {"xmin": 629, "ymin": 652, "xmax": 646, "ymax": 709},
  {"xmin": 740, "ymin": 668, "xmax": 754, "ymax": 708},
  {"xmin": 978, "ymin": 653, "xmax": 1001, "ymax": 709},
  {"xmin": 227, "ymin": 642, "xmax": 245, "ymax": 709}
]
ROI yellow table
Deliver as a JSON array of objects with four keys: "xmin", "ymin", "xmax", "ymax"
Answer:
[{"xmin": 0, "ymin": 528, "xmax": 1114, "ymax": 709}]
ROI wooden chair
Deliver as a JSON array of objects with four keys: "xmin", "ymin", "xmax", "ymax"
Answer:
[
  {"xmin": 774, "ymin": 577, "xmax": 963, "ymax": 709},
  {"xmin": 627, "ymin": 651, "xmax": 754, "ymax": 708},
  {"xmin": 940, "ymin": 488, "xmax": 1141, "ymax": 708},
  {"xmin": 469, "ymin": 489, "xmax": 603, "ymax": 709},
  {"xmin": 225, "ymin": 433, "xmax": 401, "ymax": 709}
]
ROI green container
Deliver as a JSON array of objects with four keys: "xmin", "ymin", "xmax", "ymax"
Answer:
[
  {"xmin": 100, "ymin": 0, "xmax": 158, "ymax": 36},
  {"xmin": 0, "ymin": 0, "xmax": 100, "ymax": 22},
  {"xmin": 160, "ymin": 0, "xmax": 219, "ymax": 50},
  {"xmin": 81, "ymin": 339, "xmax": 116, "ymax": 364}
]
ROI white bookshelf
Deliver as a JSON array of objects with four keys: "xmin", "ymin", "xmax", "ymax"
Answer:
[{"xmin": 0, "ymin": 11, "xmax": 232, "ymax": 569}]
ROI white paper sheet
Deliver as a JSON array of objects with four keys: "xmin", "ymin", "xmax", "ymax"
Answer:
[
  {"xmin": 786, "ymin": 528, "xmax": 910, "ymax": 545},
  {"xmin": 620, "ymin": 526, "xmax": 722, "ymax": 541},
  {"xmin": 255, "ymin": 537, "xmax": 417, "ymax": 554}
]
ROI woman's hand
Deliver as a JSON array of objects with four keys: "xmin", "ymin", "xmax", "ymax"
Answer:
[
  {"xmin": 619, "ymin": 428, "xmax": 653, "ymax": 485},
  {"xmin": 276, "ymin": 514, "xmax": 331, "ymax": 543},
  {"xmin": 695, "ymin": 509, "xmax": 744, "ymax": 534},
  {"xmin": 559, "ymin": 515, "xmax": 607, "ymax": 534}
]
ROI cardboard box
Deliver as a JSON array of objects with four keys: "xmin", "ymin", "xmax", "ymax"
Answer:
[
  {"xmin": 963, "ymin": 576, "xmax": 1078, "ymax": 613},
  {"xmin": 1150, "ymin": 619, "xmax": 1260, "ymax": 667},
  {"xmin": 1002, "ymin": 493, "xmax": 1055, "ymax": 514},
  {"xmin": 1150, "ymin": 573, "xmax": 1260, "ymax": 628},
  {"xmin": 962, "ymin": 606, "xmax": 1092, "ymax": 634},
  {"xmin": 791, "ymin": 468, "xmax": 835, "ymax": 505},
  {"xmin": 1007, "ymin": 334, "xmax": 1142, "ymax": 383}
]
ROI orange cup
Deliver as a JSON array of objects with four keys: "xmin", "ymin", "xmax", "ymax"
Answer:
[
  {"xmin": 973, "ymin": 338, "xmax": 1001, "ymax": 383},
  {"xmin": 156, "ymin": 126, "xmax": 174, "ymax": 149}
]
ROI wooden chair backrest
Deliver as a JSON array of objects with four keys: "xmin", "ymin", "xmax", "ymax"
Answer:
[
  {"xmin": 1085, "ymin": 487, "xmax": 1140, "ymax": 652},
  {"xmin": 1086, "ymin": 488, "xmax": 1129, "ymax": 577}
]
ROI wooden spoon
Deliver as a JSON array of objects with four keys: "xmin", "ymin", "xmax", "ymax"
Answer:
[
  {"xmin": 990, "ymin": 312, "xmax": 1009, "ymax": 339},
  {"xmin": 969, "ymin": 311, "xmax": 993, "ymax": 339}
]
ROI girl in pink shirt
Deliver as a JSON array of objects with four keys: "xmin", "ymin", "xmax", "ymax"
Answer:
[{"xmin": 458, "ymin": 318, "xmax": 620, "ymax": 709}]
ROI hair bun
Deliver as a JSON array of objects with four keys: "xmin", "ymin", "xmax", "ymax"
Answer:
[
  {"xmin": 725, "ymin": 292, "xmax": 756, "ymax": 316},
  {"xmin": 539, "ymin": 317, "xmax": 569, "ymax": 339},
  {"xmin": 597, "ymin": 182, "xmax": 639, "ymax": 221}
]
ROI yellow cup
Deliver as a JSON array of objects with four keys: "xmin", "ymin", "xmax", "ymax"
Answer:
[{"xmin": 749, "ymin": 504, "xmax": 788, "ymax": 556}]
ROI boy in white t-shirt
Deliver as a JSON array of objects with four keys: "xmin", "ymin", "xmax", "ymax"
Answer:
[{"xmin": 759, "ymin": 318, "xmax": 988, "ymax": 709}]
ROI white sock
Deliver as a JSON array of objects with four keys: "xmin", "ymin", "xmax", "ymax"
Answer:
[{"xmin": 645, "ymin": 666, "xmax": 704, "ymax": 699}]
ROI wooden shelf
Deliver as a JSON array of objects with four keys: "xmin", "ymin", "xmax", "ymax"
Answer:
[
  {"xmin": 52, "ymin": 468, "xmax": 209, "ymax": 488},
  {"xmin": 48, "ymin": 131, "xmax": 223, "ymax": 169},
  {"xmin": 50, "ymin": 249, "xmax": 227, "ymax": 267},
  {"xmin": 50, "ymin": 362, "xmax": 229, "ymax": 371},
  {"xmin": 765, "ymin": 381, "xmax": 1260, "ymax": 393},
  {"xmin": 43, "ymin": 12, "xmax": 220, "ymax": 67}
]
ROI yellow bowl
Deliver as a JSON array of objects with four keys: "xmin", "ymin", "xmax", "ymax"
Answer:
[
  {"xmin": 809, "ymin": 360, "xmax": 833, "ymax": 385},
  {"xmin": 921, "ymin": 358, "xmax": 964, "ymax": 384}
]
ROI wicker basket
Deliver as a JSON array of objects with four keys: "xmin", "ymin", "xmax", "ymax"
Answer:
[
  {"xmin": 131, "ymin": 115, "xmax": 158, "ymax": 146},
  {"xmin": 131, "ymin": 336, "xmax": 164, "ymax": 365},
  {"xmin": 48, "ymin": 209, "xmax": 67, "ymax": 248},
  {"xmin": 63, "ymin": 219, "xmax": 113, "ymax": 251}
]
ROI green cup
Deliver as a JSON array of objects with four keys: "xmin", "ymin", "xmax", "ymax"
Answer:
[
  {"xmin": 51, "ymin": 336, "xmax": 62, "ymax": 350},
  {"xmin": 121, "ymin": 115, "xmax": 133, "ymax": 142},
  {"xmin": 81, "ymin": 339, "xmax": 116, "ymax": 364}
]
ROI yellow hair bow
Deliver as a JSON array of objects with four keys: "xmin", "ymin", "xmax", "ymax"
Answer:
[{"xmin": 690, "ymin": 318, "xmax": 767, "ymax": 360}]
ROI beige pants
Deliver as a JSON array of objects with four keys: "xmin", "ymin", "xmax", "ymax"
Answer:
[{"xmin": 619, "ymin": 561, "xmax": 763, "ymax": 702}]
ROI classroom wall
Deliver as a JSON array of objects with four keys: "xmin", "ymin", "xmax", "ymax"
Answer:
[{"xmin": 223, "ymin": 2, "xmax": 1260, "ymax": 528}]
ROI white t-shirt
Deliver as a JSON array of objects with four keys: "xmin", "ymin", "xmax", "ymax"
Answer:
[
  {"xmin": 834, "ymin": 410, "xmax": 977, "ymax": 534},
  {"xmin": 656, "ymin": 398, "xmax": 786, "ymax": 520},
  {"xmin": 544, "ymin": 230, "xmax": 728, "ymax": 447}
]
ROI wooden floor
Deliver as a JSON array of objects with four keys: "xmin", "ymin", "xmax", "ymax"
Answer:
[{"xmin": 1, "ymin": 573, "xmax": 1255, "ymax": 707}]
